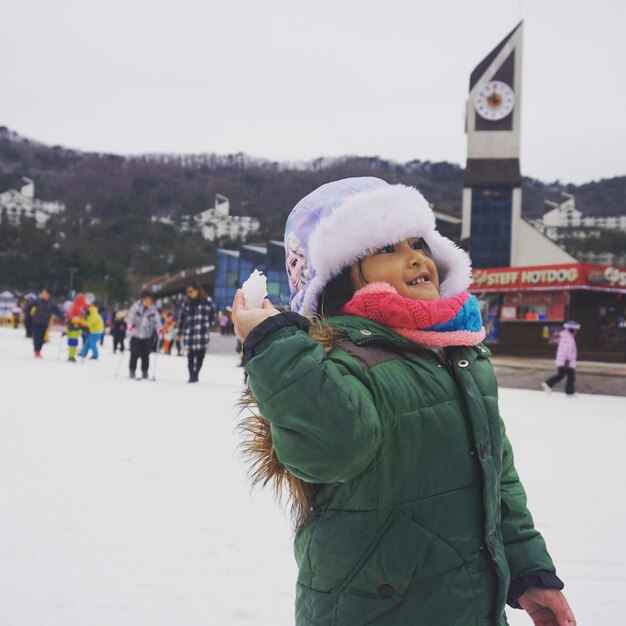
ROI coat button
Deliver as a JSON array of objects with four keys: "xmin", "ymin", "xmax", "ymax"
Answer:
[
  {"xmin": 457, "ymin": 359, "xmax": 470, "ymax": 368},
  {"xmin": 378, "ymin": 584, "xmax": 395, "ymax": 598},
  {"xmin": 360, "ymin": 329, "xmax": 372, "ymax": 336}
]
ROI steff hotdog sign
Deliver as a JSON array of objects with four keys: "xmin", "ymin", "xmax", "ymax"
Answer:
[{"xmin": 470, "ymin": 263, "xmax": 626, "ymax": 293}]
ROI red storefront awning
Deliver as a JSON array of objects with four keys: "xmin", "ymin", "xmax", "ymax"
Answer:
[{"xmin": 469, "ymin": 263, "xmax": 626, "ymax": 294}]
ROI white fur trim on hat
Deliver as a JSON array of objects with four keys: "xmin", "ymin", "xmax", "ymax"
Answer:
[{"xmin": 302, "ymin": 184, "xmax": 472, "ymax": 314}]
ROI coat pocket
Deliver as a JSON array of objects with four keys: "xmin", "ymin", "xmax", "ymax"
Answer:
[{"xmin": 331, "ymin": 509, "xmax": 465, "ymax": 625}]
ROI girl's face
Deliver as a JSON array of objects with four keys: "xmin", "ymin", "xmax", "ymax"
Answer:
[{"xmin": 350, "ymin": 237, "xmax": 440, "ymax": 301}]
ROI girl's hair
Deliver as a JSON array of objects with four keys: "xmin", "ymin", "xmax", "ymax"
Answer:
[
  {"xmin": 186, "ymin": 281, "xmax": 208, "ymax": 302},
  {"xmin": 239, "ymin": 269, "xmax": 353, "ymax": 531},
  {"xmin": 318, "ymin": 266, "xmax": 355, "ymax": 317}
]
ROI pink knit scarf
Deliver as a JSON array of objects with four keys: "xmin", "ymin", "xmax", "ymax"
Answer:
[{"xmin": 340, "ymin": 282, "xmax": 486, "ymax": 350}]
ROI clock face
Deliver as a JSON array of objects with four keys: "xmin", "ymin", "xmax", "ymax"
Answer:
[{"xmin": 474, "ymin": 80, "xmax": 515, "ymax": 121}]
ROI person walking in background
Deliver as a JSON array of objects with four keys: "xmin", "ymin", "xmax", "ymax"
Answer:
[
  {"xmin": 177, "ymin": 282, "xmax": 214, "ymax": 383},
  {"xmin": 79, "ymin": 301, "xmax": 105, "ymax": 360},
  {"xmin": 542, "ymin": 320, "xmax": 580, "ymax": 396},
  {"xmin": 162, "ymin": 312, "xmax": 176, "ymax": 355},
  {"xmin": 30, "ymin": 288, "xmax": 63, "ymax": 358},
  {"xmin": 218, "ymin": 310, "xmax": 229, "ymax": 336},
  {"xmin": 111, "ymin": 311, "xmax": 127, "ymax": 353},
  {"xmin": 23, "ymin": 294, "xmax": 36, "ymax": 338},
  {"xmin": 127, "ymin": 290, "xmax": 162, "ymax": 380}
]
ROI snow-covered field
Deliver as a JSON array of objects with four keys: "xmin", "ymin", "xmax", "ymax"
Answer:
[{"xmin": 1, "ymin": 326, "xmax": 624, "ymax": 625}]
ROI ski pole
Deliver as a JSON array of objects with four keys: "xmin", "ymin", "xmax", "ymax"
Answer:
[{"xmin": 150, "ymin": 348, "xmax": 158, "ymax": 381}]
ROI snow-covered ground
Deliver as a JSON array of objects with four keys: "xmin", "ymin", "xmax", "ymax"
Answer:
[{"xmin": 1, "ymin": 326, "xmax": 624, "ymax": 625}]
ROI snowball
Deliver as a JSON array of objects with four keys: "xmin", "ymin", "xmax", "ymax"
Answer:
[{"xmin": 241, "ymin": 269, "xmax": 268, "ymax": 310}]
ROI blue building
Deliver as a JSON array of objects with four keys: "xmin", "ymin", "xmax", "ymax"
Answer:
[
  {"xmin": 238, "ymin": 245, "xmax": 267, "ymax": 293},
  {"xmin": 214, "ymin": 249, "xmax": 240, "ymax": 310},
  {"xmin": 214, "ymin": 241, "xmax": 291, "ymax": 311},
  {"xmin": 266, "ymin": 240, "xmax": 291, "ymax": 307}
]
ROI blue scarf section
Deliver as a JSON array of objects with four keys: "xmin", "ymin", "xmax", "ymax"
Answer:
[{"xmin": 425, "ymin": 295, "xmax": 483, "ymax": 333}]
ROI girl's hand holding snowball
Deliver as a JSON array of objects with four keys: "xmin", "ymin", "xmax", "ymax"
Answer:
[{"xmin": 232, "ymin": 290, "xmax": 280, "ymax": 341}]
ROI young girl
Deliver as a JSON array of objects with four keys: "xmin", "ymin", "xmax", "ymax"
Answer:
[
  {"xmin": 233, "ymin": 177, "xmax": 576, "ymax": 626},
  {"xmin": 111, "ymin": 311, "xmax": 127, "ymax": 354}
]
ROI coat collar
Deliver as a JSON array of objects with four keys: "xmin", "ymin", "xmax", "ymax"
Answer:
[{"xmin": 329, "ymin": 314, "xmax": 492, "ymax": 362}]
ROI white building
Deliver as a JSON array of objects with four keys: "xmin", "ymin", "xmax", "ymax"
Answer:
[
  {"xmin": 0, "ymin": 177, "xmax": 65, "ymax": 227},
  {"xmin": 153, "ymin": 194, "xmax": 260, "ymax": 242},
  {"xmin": 195, "ymin": 193, "xmax": 260, "ymax": 241},
  {"xmin": 533, "ymin": 192, "xmax": 626, "ymax": 240}
]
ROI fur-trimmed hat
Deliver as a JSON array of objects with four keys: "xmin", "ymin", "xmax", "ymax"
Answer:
[{"xmin": 284, "ymin": 177, "xmax": 472, "ymax": 315}]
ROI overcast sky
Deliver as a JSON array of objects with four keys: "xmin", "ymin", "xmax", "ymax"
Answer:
[{"xmin": 2, "ymin": 0, "xmax": 624, "ymax": 185}]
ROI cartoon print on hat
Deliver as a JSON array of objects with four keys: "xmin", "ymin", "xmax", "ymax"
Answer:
[
  {"xmin": 285, "ymin": 232, "xmax": 309, "ymax": 295},
  {"xmin": 284, "ymin": 177, "xmax": 473, "ymax": 315},
  {"xmin": 284, "ymin": 177, "xmax": 386, "ymax": 313}
]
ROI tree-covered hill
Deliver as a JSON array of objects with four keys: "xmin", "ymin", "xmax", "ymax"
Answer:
[
  {"xmin": 1, "ymin": 126, "xmax": 624, "ymax": 301},
  {"xmin": 3, "ymin": 126, "xmax": 624, "ymax": 224}
]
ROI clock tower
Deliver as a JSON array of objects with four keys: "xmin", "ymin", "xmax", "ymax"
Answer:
[{"xmin": 462, "ymin": 22, "xmax": 524, "ymax": 268}]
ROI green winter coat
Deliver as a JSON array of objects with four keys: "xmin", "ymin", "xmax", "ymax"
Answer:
[{"xmin": 245, "ymin": 314, "xmax": 556, "ymax": 626}]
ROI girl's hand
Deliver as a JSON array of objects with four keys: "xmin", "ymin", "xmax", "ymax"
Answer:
[
  {"xmin": 518, "ymin": 588, "xmax": 576, "ymax": 625},
  {"xmin": 231, "ymin": 289, "xmax": 280, "ymax": 341}
]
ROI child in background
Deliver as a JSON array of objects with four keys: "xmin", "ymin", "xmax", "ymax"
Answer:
[
  {"xmin": 112, "ymin": 312, "xmax": 127, "ymax": 353},
  {"xmin": 65, "ymin": 316, "xmax": 83, "ymax": 362},
  {"xmin": 162, "ymin": 312, "xmax": 176, "ymax": 355},
  {"xmin": 218, "ymin": 310, "xmax": 230, "ymax": 336},
  {"xmin": 79, "ymin": 302, "xmax": 105, "ymax": 360},
  {"xmin": 127, "ymin": 290, "xmax": 163, "ymax": 379},
  {"xmin": 233, "ymin": 178, "xmax": 576, "ymax": 626}
]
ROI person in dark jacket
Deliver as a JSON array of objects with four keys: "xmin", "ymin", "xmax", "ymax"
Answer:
[
  {"xmin": 127, "ymin": 291, "xmax": 163, "ymax": 379},
  {"xmin": 177, "ymin": 282, "xmax": 214, "ymax": 382},
  {"xmin": 30, "ymin": 288, "xmax": 63, "ymax": 358},
  {"xmin": 111, "ymin": 311, "xmax": 127, "ymax": 353},
  {"xmin": 23, "ymin": 295, "xmax": 36, "ymax": 338},
  {"xmin": 233, "ymin": 178, "xmax": 576, "ymax": 626}
]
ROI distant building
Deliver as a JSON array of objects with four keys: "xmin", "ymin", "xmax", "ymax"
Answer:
[
  {"xmin": 196, "ymin": 194, "xmax": 260, "ymax": 241},
  {"xmin": 0, "ymin": 177, "xmax": 65, "ymax": 227},
  {"xmin": 153, "ymin": 193, "xmax": 261, "ymax": 242},
  {"xmin": 531, "ymin": 192, "xmax": 626, "ymax": 241},
  {"xmin": 266, "ymin": 240, "xmax": 291, "ymax": 306},
  {"xmin": 214, "ymin": 249, "xmax": 241, "ymax": 311}
]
